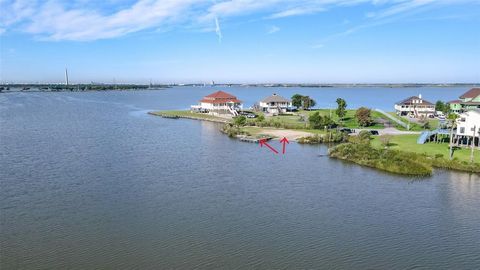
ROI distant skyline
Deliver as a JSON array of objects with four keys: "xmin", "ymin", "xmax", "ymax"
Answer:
[{"xmin": 1, "ymin": 0, "xmax": 479, "ymax": 84}]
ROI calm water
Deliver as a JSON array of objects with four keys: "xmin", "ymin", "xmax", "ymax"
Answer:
[{"xmin": 1, "ymin": 87, "xmax": 479, "ymax": 269}]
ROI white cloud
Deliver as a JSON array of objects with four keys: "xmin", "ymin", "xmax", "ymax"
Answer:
[
  {"xmin": 1, "ymin": 0, "xmax": 202, "ymax": 41},
  {"xmin": 0, "ymin": 0, "xmax": 476, "ymax": 41},
  {"xmin": 268, "ymin": 6, "xmax": 325, "ymax": 19},
  {"xmin": 267, "ymin": 25, "xmax": 280, "ymax": 34}
]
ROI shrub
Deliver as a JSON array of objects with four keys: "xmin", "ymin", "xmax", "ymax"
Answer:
[
  {"xmin": 308, "ymin": 112, "xmax": 336, "ymax": 129},
  {"xmin": 233, "ymin": 115, "xmax": 247, "ymax": 127},
  {"xmin": 355, "ymin": 107, "xmax": 374, "ymax": 127},
  {"xmin": 329, "ymin": 143, "xmax": 432, "ymax": 176},
  {"xmin": 350, "ymin": 130, "xmax": 372, "ymax": 145},
  {"xmin": 379, "ymin": 134, "xmax": 393, "ymax": 148}
]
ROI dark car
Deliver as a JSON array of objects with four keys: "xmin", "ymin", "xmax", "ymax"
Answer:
[
  {"xmin": 369, "ymin": 130, "xmax": 379, "ymax": 135},
  {"xmin": 339, "ymin": 128, "xmax": 353, "ymax": 134}
]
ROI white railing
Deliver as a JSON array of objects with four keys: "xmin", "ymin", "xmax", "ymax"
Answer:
[{"xmin": 375, "ymin": 109, "xmax": 408, "ymax": 129}]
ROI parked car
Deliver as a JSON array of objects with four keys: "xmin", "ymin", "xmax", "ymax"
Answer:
[
  {"xmin": 246, "ymin": 114, "xmax": 257, "ymax": 118},
  {"xmin": 339, "ymin": 128, "xmax": 353, "ymax": 134},
  {"xmin": 369, "ymin": 130, "xmax": 379, "ymax": 135}
]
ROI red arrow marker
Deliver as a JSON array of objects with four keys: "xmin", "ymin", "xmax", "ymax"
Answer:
[
  {"xmin": 280, "ymin": 137, "xmax": 289, "ymax": 154},
  {"xmin": 259, "ymin": 139, "xmax": 279, "ymax": 154}
]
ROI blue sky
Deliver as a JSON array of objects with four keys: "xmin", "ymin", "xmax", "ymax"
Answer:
[{"xmin": 0, "ymin": 0, "xmax": 479, "ymax": 84}]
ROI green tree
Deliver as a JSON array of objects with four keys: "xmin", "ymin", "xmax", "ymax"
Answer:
[
  {"xmin": 308, "ymin": 112, "xmax": 322, "ymax": 129},
  {"xmin": 291, "ymin": 94, "xmax": 303, "ymax": 109},
  {"xmin": 309, "ymin": 112, "xmax": 335, "ymax": 129},
  {"xmin": 435, "ymin": 100, "xmax": 446, "ymax": 112},
  {"xmin": 335, "ymin": 98, "xmax": 347, "ymax": 121},
  {"xmin": 233, "ymin": 115, "xmax": 247, "ymax": 127},
  {"xmin": 355, "ymin": 107, "xmax": 374, "ymax": 127},
  {"xmin": 443, "ymin": 103, "xmax": 450, "ymax": 114},
  {"xmin": 302, "ymin": 96, "xmax": 316, "ymax": 110}
]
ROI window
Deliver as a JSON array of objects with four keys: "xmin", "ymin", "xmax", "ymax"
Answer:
[{"xmin": 460, "ymin": 127, "xmax": 465, "ymax": 134}]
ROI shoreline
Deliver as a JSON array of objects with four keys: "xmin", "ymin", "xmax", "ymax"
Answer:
[
  {"xmin": 150, "ymin": 110, "xmax": 480, "ymax": 176},
  {"xmin": 147, "ymin": 111, "xmax": 230, "ymax": 124},
  {"xmin": 148, "ymin": 110, "xmax": 317, "ymax": 141}
]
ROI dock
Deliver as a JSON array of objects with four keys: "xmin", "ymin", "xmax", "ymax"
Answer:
[{"xmin": 237, "ymin": 135, "xmax": 273, "ymax": 143}]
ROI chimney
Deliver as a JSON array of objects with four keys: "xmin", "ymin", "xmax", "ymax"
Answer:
[{"xmin": 419, "ymin": 94, "xmax": 422, "ymax": 99}]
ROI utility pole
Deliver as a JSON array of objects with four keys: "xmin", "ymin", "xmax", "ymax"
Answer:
[
  {"xmin": 471, "ymin": 125, "xmax": 477, "ymax": 163},
  {"xmin": 449, "ymin": 121, "xmax": 454, "ymax": 160}
]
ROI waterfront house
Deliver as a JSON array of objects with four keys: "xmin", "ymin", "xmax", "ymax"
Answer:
[
  {"xmin": 258, "ymin": 93, "xmax": 291, "ymax": 114},
  {"xmin": 455, "ymin": 109, "xmax": 480, "ymax": 147},
  {"xmin": 191, "ymin": 90, "xmax": 242, "ymax": 116},
  {"xmin": 449, "ymin": 88, "xmax": 480, "ymax": 113},
  {"xmin": 394, "ymin": 94, "xmax": 435, "ymax": 118}
]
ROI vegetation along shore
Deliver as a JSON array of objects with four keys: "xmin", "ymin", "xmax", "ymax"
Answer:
[{"xmin": 150, "ymin": 93, "xmax": 479, "ymax": 176}]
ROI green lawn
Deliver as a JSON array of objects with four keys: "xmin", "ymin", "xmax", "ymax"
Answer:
[
  {"xmin": 371, "ymin": 134, "xmax": 480, "ymax": 163},
  {"xmin": 387, "ymin": 112, "xmax": 440, "ymax": 131},
  {"xmin": 299, "ymin": 109, "xmax": 386, "ymax": 129},
  {"xmin": 254, "ymin": 109, "xmax": 387, "ymax": 130}
]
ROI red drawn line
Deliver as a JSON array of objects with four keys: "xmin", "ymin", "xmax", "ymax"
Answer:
[
  {"xmin": 259, "ymin": 139, "xmax": 279, "ymax": 154},
  {"xmin": 280, "ymin": 137, "xmax": 289, "ymax": 154}
]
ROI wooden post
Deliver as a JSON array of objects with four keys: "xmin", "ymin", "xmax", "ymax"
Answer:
[
  {"xmin": 471, "ymin": 125, "xmax": 476, "ymax": 163},
  {"xmin": 449, "ymin": 125, "xmax": 454, "ymax": 160}
]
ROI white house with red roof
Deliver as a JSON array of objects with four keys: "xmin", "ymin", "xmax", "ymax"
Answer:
[
  {"xmin": 191, "ymin": 90, "xmax": 242, "ymax": 116},
  {"xmin": 394, "ymin": 94, "xmax": 435, "ymax": 118}
]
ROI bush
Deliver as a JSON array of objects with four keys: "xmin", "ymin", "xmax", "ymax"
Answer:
[
  {"xmin": 298, "ymin": 131, "xmax": 348, "ymax": 144},
  {"xmin": 379, "ymin": 134, "xmax": 393, "ymax": 148},
  {"xmin": 233, "ymin": 115, "xmax": 247, "ymax": 127},
  {"xmin": 308, "ymin": 112, "xmax": 336, "ymax": 129},
  {"xmin": 221, "ymin": 123, "xmax": 249, "ymax": 137},
  {"xmin": 329, "ymin": 143, "xmax": 433, "ymax": 176},
  {"xmin": 350, "ymin": 130, "xmax": 371, "ymax": 145},
  {"xmin": 355, "ymin": 107, "xmax": 374, "ymax": 127}
]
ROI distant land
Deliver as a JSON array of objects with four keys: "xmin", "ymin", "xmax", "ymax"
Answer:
[{"xmin": 1, "ymin": 83, "xmax": 479, "ymax": 93}]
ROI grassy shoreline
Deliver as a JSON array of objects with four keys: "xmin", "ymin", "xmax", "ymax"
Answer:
[
  {"xmin": 329, "ymin": 143, "xmax": 433, "ymax": 176},
  {"xmin": 148, "ymin": 110, "xmax": 229, "ymax": 123},
  {"xmin": 151, "ymin": 110, "xmax": 480, "ymax": 175},
  {"xmin": 330, "ymin": 143, "xmax": 480, "ymax": 175}
]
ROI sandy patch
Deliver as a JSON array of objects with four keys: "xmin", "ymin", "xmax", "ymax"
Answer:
[{"xmin": 252, "ymin": 128, "xmax": 314, "ymax": 141}]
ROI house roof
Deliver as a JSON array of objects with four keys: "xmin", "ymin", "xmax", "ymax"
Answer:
[
  {"xmin": 200, "ymin": 90, "xmax": 241, "ymax": 104},
  {"xmin": 460, "ymin": 88, "xmax": 480, "ymax": 99},
  {"xmin": 261, "ymin": 93, "xmax": 290, "ymax": 103},
  {"xmin": 448, "ymin": 100, "xmax": 461, "ymax": 104},
  {"xmin": 204, "ymin": 90, "xmax": 236, "ymax": 99},
  {"xmin": 200, "ymin": 98, "xmax": 242, "ymax": 104},
  {"xmin": 396, "ymin": 96, "xmax": 434, "ymax": 106}
]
